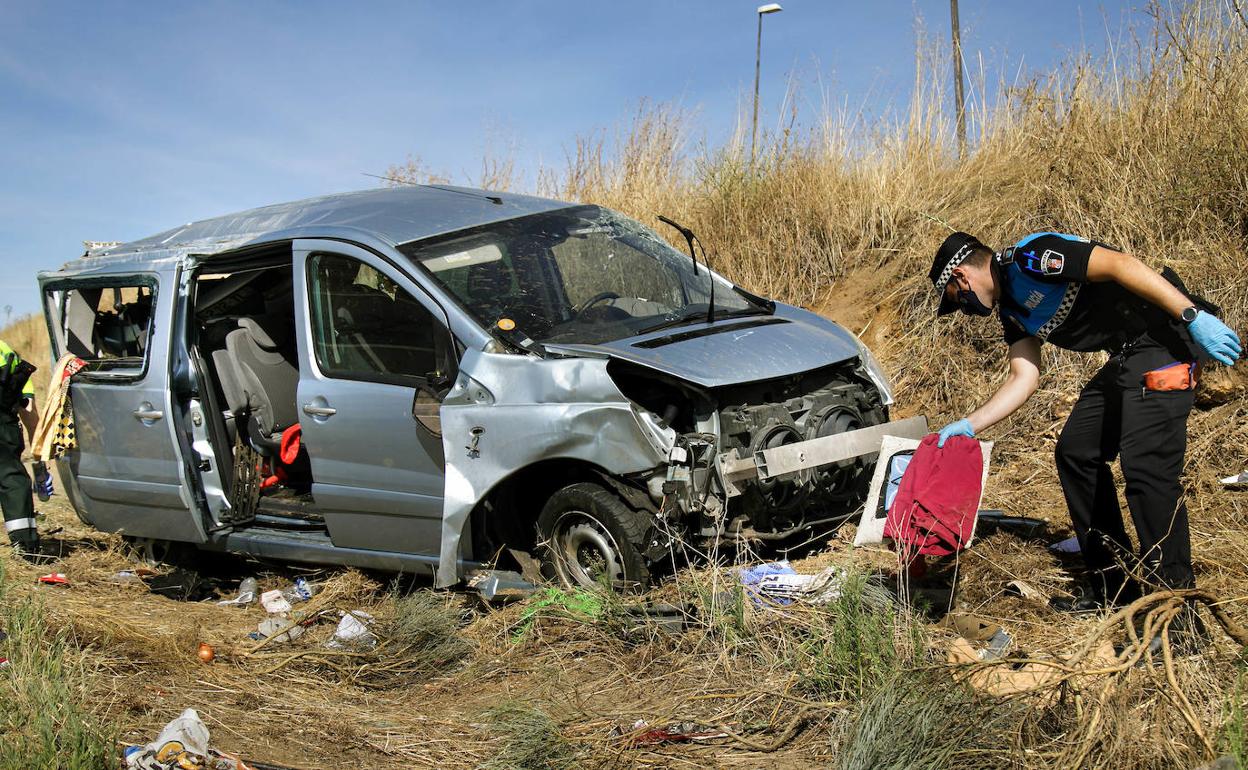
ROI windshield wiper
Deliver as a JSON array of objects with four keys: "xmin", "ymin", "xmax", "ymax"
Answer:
[{"xmin": 657, "ymin": 215, "xmax": 716, "ymax": 325}]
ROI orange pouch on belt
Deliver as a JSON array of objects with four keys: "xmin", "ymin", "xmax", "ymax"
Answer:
[{"xmin": 1143, "ymin": 362, "xmax": 1198, "ymax": 392}]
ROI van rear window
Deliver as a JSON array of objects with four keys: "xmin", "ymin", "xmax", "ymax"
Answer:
[{"xmin": 48, "ymin": 282, "xmax": 156, "ymax": 372}]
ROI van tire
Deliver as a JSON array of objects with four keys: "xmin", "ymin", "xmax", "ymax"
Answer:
[{"xmin": 537, "ymin": 482, "xmax": 652, "ymax": 591}]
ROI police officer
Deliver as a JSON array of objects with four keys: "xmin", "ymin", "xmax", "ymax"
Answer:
[
  {"xmin": 0, "ymin": 338, "xmax": 45, "ymax": 559},
  {"xmin": 928, "ymin": 232, "xmax": 1241, "ymax": 614}
]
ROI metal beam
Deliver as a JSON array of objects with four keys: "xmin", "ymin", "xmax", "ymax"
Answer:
[{"xmin": 717, "ymin": 415, "xmax": 930, "ymax": 497}]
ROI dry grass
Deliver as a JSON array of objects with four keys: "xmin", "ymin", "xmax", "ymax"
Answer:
[{"xmin": 5, "ymin": 2, "xmax": 1248, "ymax": 767}]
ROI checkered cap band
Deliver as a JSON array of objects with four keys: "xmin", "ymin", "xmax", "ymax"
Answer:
[{"xmin": 934, "ymin": 242, "xmax": 975, "ymax": 295}]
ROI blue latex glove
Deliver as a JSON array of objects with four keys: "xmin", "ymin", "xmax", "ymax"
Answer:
[
  {"xmin": 937, "ymin": 418, "xmax": 975, "ymax": 448},
  {"xmin": 1188, "ymin": 311, "xmax": 1242, "ymax": 366}
]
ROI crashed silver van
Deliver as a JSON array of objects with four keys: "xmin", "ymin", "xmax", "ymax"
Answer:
[{"xmin": 38, "ymin": 186, "xmax": 921, "ymax": 589}]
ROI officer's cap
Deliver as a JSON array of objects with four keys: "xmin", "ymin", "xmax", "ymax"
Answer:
[{"xmin": 930, "ymin": 231, "xmax": 989, "ymax": 316}]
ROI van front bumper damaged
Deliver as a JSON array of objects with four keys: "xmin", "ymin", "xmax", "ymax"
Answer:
[{"xmin": 716, "ymin": 415, "xmax": 928, "ymax": 498}]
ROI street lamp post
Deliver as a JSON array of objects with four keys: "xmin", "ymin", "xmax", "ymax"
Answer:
[{"xmin": 751, "ymin": 3, "xmax": 783, "ymax": 164}]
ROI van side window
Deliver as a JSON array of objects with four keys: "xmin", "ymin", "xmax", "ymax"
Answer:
[
  {"xmin": 51, "ymin": 283, "xmax": 156, "ymax": 371},
  {"xmin": 307, "ymin": 253, "xmax": 446, "ymax": 385}
]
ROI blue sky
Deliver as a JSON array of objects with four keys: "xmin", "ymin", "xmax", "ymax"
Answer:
[{"xmin": 0, "ymin": 0, "xmax": 1134, "ymax": 319}]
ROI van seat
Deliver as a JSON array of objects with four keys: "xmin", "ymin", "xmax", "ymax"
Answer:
[{"xmin": 224, "ymin": 316, "xmax": 299, "ymax": 450}]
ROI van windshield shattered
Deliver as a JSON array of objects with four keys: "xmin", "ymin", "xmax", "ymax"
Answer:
[{"xmin": 400, "ymin": 205, "xmax": 768, "ymax": 346}]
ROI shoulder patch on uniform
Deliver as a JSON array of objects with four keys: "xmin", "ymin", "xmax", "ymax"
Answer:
[{"xmin": 1041, "ymin": 249, "xmax": 1065, "ymax": 275}]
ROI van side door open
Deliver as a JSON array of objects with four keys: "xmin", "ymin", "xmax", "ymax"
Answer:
[
  {"xmin": 292, "ymin": 240, "xmax": 452, "ymax": 556},
  {"xmin": 40, "ymin": 270, "xmax": 205, "ymax": 542}
]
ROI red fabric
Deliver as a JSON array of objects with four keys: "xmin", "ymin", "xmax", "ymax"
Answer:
[
  {"xmin": 279, "ymin": 424, "xmax": 302, "ymax": 466},
  {"xmin": 883, "ymin": 434, "xmax": 983, "ymax": 556}
]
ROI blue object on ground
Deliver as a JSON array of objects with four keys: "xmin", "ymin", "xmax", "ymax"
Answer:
[
  {"xmin": 1049, "ymin": 535, "xmax": 1081, "ymax": 554},
  {"xmin": 737, "ymin": 561, "xmax": 797, "ymax": 605}
]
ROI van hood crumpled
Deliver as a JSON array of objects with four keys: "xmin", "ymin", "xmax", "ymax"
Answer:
[{"xmin": 547, "ymin": 304, "xmax": 862, "ymax": 388}]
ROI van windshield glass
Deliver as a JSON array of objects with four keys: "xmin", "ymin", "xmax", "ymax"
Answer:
[{"xmin": 400, "ymin": 206, "xmax": 767, "ymax": 346}]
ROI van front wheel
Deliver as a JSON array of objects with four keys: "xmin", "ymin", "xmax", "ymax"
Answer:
[{"xmin": 537, "ymin": 483, "xmax": 651, "ymax": 592}]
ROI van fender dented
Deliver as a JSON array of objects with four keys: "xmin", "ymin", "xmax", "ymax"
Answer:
[{"xmin": 436, "ymin": 348, "xmax": 671, "ymax": 586}]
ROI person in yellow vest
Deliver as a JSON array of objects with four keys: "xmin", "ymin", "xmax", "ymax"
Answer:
[{"xmin": 0, "ymin": 339, "xmax": 46, "ymax": 560}]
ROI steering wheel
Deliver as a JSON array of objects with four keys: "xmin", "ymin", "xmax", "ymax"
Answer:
[{"xmin": 572, "ymin": 291, "xmax": 621, "ymax": 318}]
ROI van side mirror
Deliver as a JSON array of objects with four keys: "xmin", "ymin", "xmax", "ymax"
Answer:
[{"xmin": 411, "ymin": 383, "xmax": 442, "ymax": 437}]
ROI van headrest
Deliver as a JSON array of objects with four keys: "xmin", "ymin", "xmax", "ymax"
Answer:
[{"xmin": 239, "ymin": 317, "xmax": 288, "ymax": 351}]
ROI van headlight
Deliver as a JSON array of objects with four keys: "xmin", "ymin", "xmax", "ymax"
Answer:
[{"xmin": 851, "ymin": 335, "xmax": 893, "ymax": 406}]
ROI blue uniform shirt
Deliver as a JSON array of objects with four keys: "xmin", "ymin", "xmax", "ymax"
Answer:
[{"xmin": 996, "ymin": 232, "xmax": 1199, "ymax": 362}]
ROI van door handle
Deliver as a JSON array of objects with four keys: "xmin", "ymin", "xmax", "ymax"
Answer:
[
  {"xmin": 302, "ymin": 403, "xmax": 337, "ymax": 417},
  {"xmin": 132, "ymin": 404, "xmax": 164, "ymax": 422}
]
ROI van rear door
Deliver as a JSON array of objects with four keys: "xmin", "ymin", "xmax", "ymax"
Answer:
[{"xmin": 40, "ymin": 267, "xmax": 205, "ymax": 543}]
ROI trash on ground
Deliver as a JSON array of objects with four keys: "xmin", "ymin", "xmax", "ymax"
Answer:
[
  {"xmin": 254, "ymin": 617, "xmax": 305, "ymax": 644},
  {"xmin": 260, "ymin": 589, "xmax": 292, "ymax": 615},
  {"xmin": 737, "ymin": 561, "xmax": 797, "ymax": 605},
  {"xmin": 1222, "ymin": 470, "xmax": 1247, "ymax": 486},
  {"xmin": 1049, "ymin": 535, "xmax": 1081, "ymax": 554},
  {"xmin": 197, "ymin": 642, "xmax": 215, "ymax": 663},
  {"xmin": 974, "ymin": 510, "xmax": 1048, "ymax": 539},
  {"xmin": 759, "ymin": 567, "xmax": 846, "ymax": 606},
  {"xmin": 1004, "ymin": 580, "xmax": 1046, "ymax": 601},
  {"xmin": 36, "ymin": 572, "xmax": 69, "ymax": 586},
  {"xmin": 468, "ymin": 569, "xmax": 537, "ymax": 602},
  {"xmin": 326, "ymin": 610, "xmax": 375, "ymax": 649},
  {"xmin": 109, "ymin": 570, "xmax": 146, "ymax": 585},
  {"xmin": 736, "ymin": 562, "xmax": 846, "ymax": 606},
  {"xmin": 0, "ymin": 656, "xmax": 8, "ymax": 669},
  {"xmin": 613, "ymin": 719, "xmax": 728, "ymax": 746},
  {"xmin": 942, "ymin": 613, "xmax": 1014, "ymax": 660},
  {"xmin": 282, "ymin": 577, "xmax": 315, "ymax": 603},
  {"xmin": 948, "ymin": 637, "xmax": 1116, "ymax": 697},
  {"xmin": 122, "ymin": 707, "xmax": 250, "ymax": 769},
  {"xmin": 217, "ymin": 577, "xmax": 258, "ymax": 607},
  {"xmin": 618, "ymin": 602, "xmax": 694, "ymax": 636}
]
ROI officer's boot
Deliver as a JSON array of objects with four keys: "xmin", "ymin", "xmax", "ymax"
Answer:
[
  {"xmin": 1137, "ymin": 601, "xmax": 1210, "ymax": 663},
  {"xmin": 1050, "ymin": 568, "xmax": 1140, "ymax": 613},
  {"xmin": 9, "ymin": 527, "xmax": 52, "ymax": 564}
]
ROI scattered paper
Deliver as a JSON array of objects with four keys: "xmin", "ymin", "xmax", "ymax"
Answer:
[
  {"xmin": 259, "ymin": 589, "xmax": 292, "ymax": 615},
  {"xmin": 326, "ymin": 610, "xmax": 376, "ymax": 649},
  {"xmin": 1005, "ymin": 580, "xmax": 1045, "ymax": 601}
]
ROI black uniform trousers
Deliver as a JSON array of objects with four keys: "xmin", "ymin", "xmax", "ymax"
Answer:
[
  {"xmin": 0, "ymin": 417, "xmax": 36, "ymax": 545},
  {"xmin": 1055, "ymin": 342, "xmax": 1195, "ymax": 591}
]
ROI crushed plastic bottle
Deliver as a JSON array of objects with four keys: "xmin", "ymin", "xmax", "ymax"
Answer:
[
  {"xmin": 281, "ymin": 577, "xmax": 315, "ymax": 603},
  {"xmin": 217, "ymin": 577, "xmax": 258, "ymax": 607}
]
